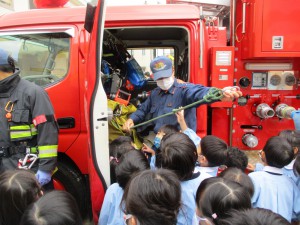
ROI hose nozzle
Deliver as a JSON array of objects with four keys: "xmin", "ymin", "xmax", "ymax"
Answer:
[
  {"xmin": 275, "ymin": 104, "xmax": 296, "ymax": 119},
  {"xmin": 256, "ymin": 103, "xmax": 275, "ymax": 119}
]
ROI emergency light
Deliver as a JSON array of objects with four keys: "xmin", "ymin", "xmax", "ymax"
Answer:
[{"xmin": 34, "ymin": 0, "xmax": 69, "ymax": 8}]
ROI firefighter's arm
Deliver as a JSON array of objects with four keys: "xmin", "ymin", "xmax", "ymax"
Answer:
[
  {"xmin": 35, "ymin": 121, "xmax": 58, "ymax": 171},
  {"xmin": 183, "ymin": 84, "xmax": 242, "ymax": 104},
  {"xmin": 123, "ymin": 90, "xmax": 153, "ymax": 132},
  {"xmin": 183, "ymin": 83, "xmax": 211, "ymax": 105},
  {"xmin": 31, "ymin": 87, "xmax": 59, "ymax": 173}
]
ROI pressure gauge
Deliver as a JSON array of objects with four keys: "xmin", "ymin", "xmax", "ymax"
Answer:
[
  {"xmin": 285, "ymin": 72, "xmax": 296, "ymax": 86},
  {"xmin": 237, "ymin": 96, "xmax": 248, "ymax": 106},
  {"xmin": 270, "ymin": 74, "xmax": 281, "ymax": 86}
]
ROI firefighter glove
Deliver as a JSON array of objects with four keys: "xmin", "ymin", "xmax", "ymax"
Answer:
[{"xmin": 36, "ymin": 170, "xmax": 52, "ymax": 186}]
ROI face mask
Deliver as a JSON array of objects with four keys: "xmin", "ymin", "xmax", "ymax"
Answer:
[
  {"xmin": 153, "ymin": 136, "xmax": 161, "ymax": 149},
  {"xmin": 156, "ymin": 76, "xmax": 174, "ymax": 90}
]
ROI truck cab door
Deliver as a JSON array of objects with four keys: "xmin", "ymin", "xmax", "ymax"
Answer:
[{"xmin": 84, "ymin": 0, "xmax": 109, "ymax": 221}]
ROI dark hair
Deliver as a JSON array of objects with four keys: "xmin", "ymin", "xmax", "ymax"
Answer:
[
  {"xmin": 219, "ymin": 167, "xmax": 254, "ymax": 197},
  {"xmin": 0, "ymin": 169, "xmax": 42, "ymax": 225},
  {"xmin": 156, "ymin": 132, "xmax": 197, "ymax": 180},
  {"xmin": 278, "ymin": 130, "xmax": 300, "ymax": 176},
  {"xmin": 201, "ymin": 135, "xmax": 228, "ymax": 166},
  {"xmin": 122, "ymin": 169, "xmax": 181, "ymax": 225},
  {"xmin": 20, "ymin": 190, "xmax": 82, "ymax": 225},
  {"xmin": 217, "ymin": 208, "xmax": 290, "ymax": 225},
  {"xmin": 195, "ymin": 177, "xmax": 251, "ymax": 224},
  {"xmin": 294, "ymin": 155, "xmax": 300, "ymax": 176},
  {"xmin": 109, "ymin": 136, "xmax": 134, "ymax": 154},
  {"xmin": 279, "ymin": 129, "xmax": 300, "ymax": 150},
  {"xmin": 0, "ymin": 55, "xmax": 15, "ymax": 73},
  {"xmin": 263, "ymin": 136, "xmax": 294, "ymax": 168},
  {"xmin": 158, "ymin": 124, "xmax": 179, "ymax": 135},
  {"xmin": 116, "ymin": 150, "xmax": 150, "ymax": 189},
  {"xmin": 109, "ymin": 135, "xmax": 135, "ymax": 183},
  {"xmin": 225, "ymin": 147, "xmax": 248, "ymax": 171}
]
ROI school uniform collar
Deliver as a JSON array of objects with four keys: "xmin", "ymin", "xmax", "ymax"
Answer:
[
  {"xmin": 197, "ymin": 166, "xmax": 219, "ymax": 173},
  {"xmin": 263, "ymin": 166, "xmax": 283, "ymax": 175},
  {"xmin": 284, "ymin": 158, "xmax": 295, "ymax": 170}
]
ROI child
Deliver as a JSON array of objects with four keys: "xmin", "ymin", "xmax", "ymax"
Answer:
[
  {"xmin": 109, "ymin": 135, "xmax": 136, "ymax": 183},
  {"xmin": 218, "ymin": 208, "xmax": 291, "ymax": 225},
  {"xmin": 279, "ymin": 130, "xmax": 300, "ymax": 188},
  {"xmin": 0, "ymin": 169, "xmax": 43, "ymax": 225},
  {"xmin": 20, "ymin": 190, "xmax": 82, "ymax": 225},
  {"xmin": 248, "ymin": 136, "xmax": 300, "ymax": 222},
  {"xmin": 295, "ymin": 155, "xmax": 300, "ymax": 177},
  {"xmin": 196, "ymin": 135, "xmax": 228, "ymax": 176},
  {"xmin": 143, "ymin": 124, "xmax": 178, "ymax": 153},
  {"xmin": 225, "ymin": 146, "xmax": 249, "ymax": 171},
  {"xmin": 143, "ymin": 109, "xmax": 201, "ymax": 169},
  {"xmin": 219, "ymin": 167, "xmax": 254, "ymax": 197},
  {"xmin": 156, "ymin": 132, "xmax": 211, "ymax": 225},
  {"xmin": 121, "ymin": 169, "xmax": 181, "ymax": 225},
  {"xmin": 248, "ymin": 130, "xmax": 300, "ymax": 179},
  {"xmin": 99, "ymin": 150, "xmax": 149, "ymax": 225},
  {"xmin": 195, "ymin": 177, "xmax": 252, "ymax": 225},
  {"xmin": 142, "ymin": 124, "xmax": 179, "ymax": 169},
  {"xmin": 175, "ymin": 109, "xmax": 201, "ymax": 151}
]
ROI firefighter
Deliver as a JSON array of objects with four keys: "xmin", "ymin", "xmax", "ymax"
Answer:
[
  {"xmin": 123, "ymin": 56, "xmax": 242, "ymax": 133},
  {"xmin": 0, "ymin": 49, "xmax": 59, "ymax": 189}
]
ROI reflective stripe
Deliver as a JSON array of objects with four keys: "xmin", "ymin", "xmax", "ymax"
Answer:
[
  {"xmin": 11, "ymin": 130, "xmax": 33, "ymax": 139},
  {"xmin": 30, "ymin": 147, "xmax": 38, "ymax": 154},
  {"xmin": 10, "ymin": 124, "xmax": 37, "ymax": 140},
  {"xmin": 31, "ymin": 125, "xmax": 37, "ymax": 135},
  {"xmin": 10, "ymin": 125, "xmax": 31, "ymax": 130},
  {"xmin": 38, "ymin": 145, "xmax": 58, "ymax": 158}
]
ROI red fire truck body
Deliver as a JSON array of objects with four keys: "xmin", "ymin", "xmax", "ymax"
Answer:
[{"xmin": 0, "ymin": 0, "xmax": 300, "ymax": 222}]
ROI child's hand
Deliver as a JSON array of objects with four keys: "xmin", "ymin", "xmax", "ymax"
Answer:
[
  {"xmin": 142, "ymin": 143, "xmax": 155, "ymax": 156},
  {"xmin": 175, "ymin": 107, "xmax": 188, "ymax": 131},
  {"xmin": 175, "ymin": 107, "xmax": 185, "ymax": 124},
  {"xmin": 247, "ymin": 163, "xmax": 255, "ymax": 172}
]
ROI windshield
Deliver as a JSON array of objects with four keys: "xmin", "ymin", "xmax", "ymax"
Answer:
[{"xmin": 0, "ymin": 32, "xmax": 70, "ymax": 86}]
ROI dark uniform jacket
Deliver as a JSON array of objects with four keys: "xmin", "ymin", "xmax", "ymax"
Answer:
[
  {"xmin": 130, "ymin": 79, "xmax": 211, "ymax": 133},
  {"xmin": 0, "ymin": 71, "xmax": 58, "ymax": 172}
]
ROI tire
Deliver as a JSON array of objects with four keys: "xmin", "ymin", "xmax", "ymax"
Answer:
[{"xmin": 53, "ymin": 161, "xmax": 90, "ymax": 219}]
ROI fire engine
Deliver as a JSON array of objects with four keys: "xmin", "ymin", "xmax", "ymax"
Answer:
[{"xmin": 0, "ymin": 0, "xmax": 299, "ymax": 222}]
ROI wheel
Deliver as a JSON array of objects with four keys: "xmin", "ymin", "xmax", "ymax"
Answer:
[{"xmin": 53, "ymin": 161, "xmax": 90, "ymax": 219}]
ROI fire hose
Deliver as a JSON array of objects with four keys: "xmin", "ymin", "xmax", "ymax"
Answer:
[{"xmin": 131, "ymin": 87, "xmax": 225, "ymax": 129}]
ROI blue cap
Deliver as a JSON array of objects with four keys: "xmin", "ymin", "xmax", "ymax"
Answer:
[
  {"xmin": 150, "ymin": 56, "xmax": 173, "ymax": 81},
  {"xmin": 0, "ymin": 49, "xmax": 9, "ymax": 66}
]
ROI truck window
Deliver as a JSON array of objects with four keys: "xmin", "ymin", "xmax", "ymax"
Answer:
[
  {"xmin": 0, "ymin": 32, "xmax": 70, "ymax": 87},
  {"xmin": 102, "ymin": 27, "xmax": 189, "ymax": 107},
  {"xmin": 128, "ymin": 48, "xmax": 174, "ymax": 78}
]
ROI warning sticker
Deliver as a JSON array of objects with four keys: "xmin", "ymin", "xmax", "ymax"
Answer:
[{"xmin": 272, "ymin": 36, "xmax": 284, "ymax": 50}]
